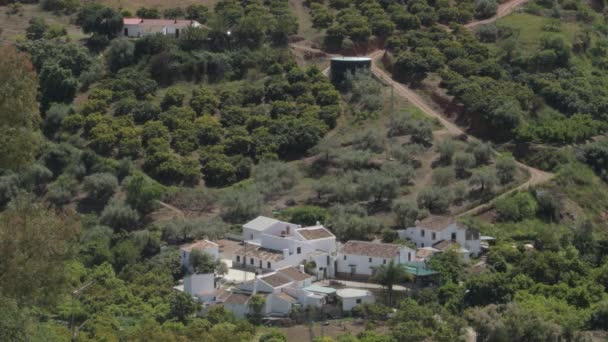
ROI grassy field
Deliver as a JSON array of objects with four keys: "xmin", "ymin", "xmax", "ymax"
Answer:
[
  {"xmin": 495, "ymin": 12, "xmax": 581, "ymax": 49},
  {"xmin": 99, "ymin": 0, "xmax": 217, "ymax": 12},
  {"xmin": 0, "ymin": 4, "xmax": 86, "ymax": 42}
]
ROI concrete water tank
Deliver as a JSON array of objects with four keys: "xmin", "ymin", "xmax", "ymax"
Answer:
[{"xmin": 330, "ymin": 56, "xmax": 372, "ymax": 85}]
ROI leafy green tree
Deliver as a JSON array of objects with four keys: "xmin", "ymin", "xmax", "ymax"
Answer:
[
  {"xmin": 0, "ymin": 194, "xmax": 80, "ymax": 307},
  {"xmin": 454, "ymin": 152, "xmax": 475, "ymax": 179},
  {"xmin": 125, "ymin": 174, "xmax": 165, "ymax": 214},
  {"xmin": 100, "ymin": 200, "xmax": 140, "ymax": 231},
  {"xmin": 417, "ymin": 186, "xmax": 451, "ymax": 214},
  {"xmin": 248, "ymin": 294, "xmax": 266, "ymax": 324},
  {"xmin": 474, "ymin": 0, "xmax": 498, "ymax": 19},
  {"xmin": 0, "ymin": 46, "xmax": 40, "ymax": 170},
  {"xmin": 190, "ymin": 86, "xmax": 220, "ymax": 115},
  {"xmin": 77, "ymin": 4, "xmax": 123, "ymax": 37},
  {"xmin": 259, "ymin": 329, "xmax": 287, "ymax": 342},
  {"xmin": 428, "ymin": 250, "xmax": 465, "ymax": 284},
  {"xmin": 393, "ymin": 199, "xmax": 420, "ymax": 228},
  {"xmin": 310, "ymin": 3, "xmax": 334, "ymax": 29},
  {"xmin": 169, "ymin": 291, "xmax": 197, "ymax": 323},
  {"xmin": 253, "ymin": 160, "xmax": 299, "ymax": 200},
  {"xmin": 161, "ymin": 87, "xmax": 186, "ymax": 110},
  {"xmin": 282, "ymin": 206, "xmax": 328, "ymax": 226},
  {"xmin": 26, "ymin": 17, "xmax": 48, "ymax": 40},
  {"xmin": 189, "ymin": 249, "xmax": 218, "ymax": 274},
  {"xmin": 186, "ymin": 4, "xmax": 209, "ymax": 22},
  {"xmin": 39, "ymin": 62, "xmax": 78, "ymax": 108},
  {"xmin": 83, "ymin": 172, "xmax": 119, "ymax": 205},
  {"xmin": 469, "ymin": 169, "xmax": 497, "ymax": 194},
  {"xmin": 373, "ymin": 260, "xmax": 412, "ymax": 306},
  {"xmin": 494, "ymin": 192, "xmax": 538, "ymax": 222},
  {"xmin": 106, "ymin": 38, "xmax": 135, "ymax": 73},
  {"xmin": 220, "ymin": 186, "xmax": 263, "ymax": 223}
]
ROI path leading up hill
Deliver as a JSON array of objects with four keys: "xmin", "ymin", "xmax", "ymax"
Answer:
[
  {"xmin": 367, "ymin": 50, "xmax": 554, "ymax": 215},
  {"xmin": 465, "ymin": 0, "xmax": 530, "ymax": 29}
]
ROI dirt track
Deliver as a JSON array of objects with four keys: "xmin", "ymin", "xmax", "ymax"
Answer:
[
  {"xmin": 367, "ymin": 50, "xmax": 553, "ymax": 215},
  {"xmin": 465, "ymin": 0, "xmax": 529, "ymax": 29}
]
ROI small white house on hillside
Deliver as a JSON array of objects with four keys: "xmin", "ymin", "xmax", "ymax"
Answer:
[
  {"xmin": 234, "ymin": 216, "xmax": 337, "ymax": 279},
  {"xmin": 398, "ymin": 216, "xmax": 481, "ymax": 259},
  {"xmin": 180, "ymin": 239, "xmax": 219, "ymax": 271},
  {"xmin": 177, "ymin": 240, "xmax": 221, "ymax": 304},
  {"xmin": 336, "ymin": 288, "xmax": 375, "ymax": 311},
  {"xmin": 336, "ymin": 240, "xmax": 416, "ymax": 278},
  {"xmin": 122, "ymin": 18, "xmax": 202, "ymax": 38},
  {"xmin": 220, "ymin": 266, "xmax": 323, "ymax": 318}
]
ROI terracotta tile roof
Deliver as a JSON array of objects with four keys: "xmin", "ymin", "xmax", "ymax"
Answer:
[
  {"xmin": 277, "ymin": 266, "xmax": 313, "ymax": 281},
  {"xmin": 297, "ymin": 227, "xmax": 334, "ymax": 240},
  {"xmin": 234, "ymin": 243, "xmax": 284, "ymax": 262},
  {"xmin": 341, "ymin": 240, "xmax": 401, "ymax": 259},
  {"xmin": 416, "ymin": 247, "xmax": 439, "ymax": 260},
  {"xmin": 276, "ymin": 292, "xmax": 297, "ymax": 304},
  {"xmin": 260, "ymin": 273, "xmax": 292, "ymax": 288},
  {"xmin": 180, "ymin": 240, "xmax": 217, "ymax": 252},
  {"xmin": 123, "ymin": 18, "xmax": 199, "ymax": 28},
  {"xmin": 223, "ymin": 292, "xmax": 250, "ymax": 305},
  {"xmin": 416, "ymin": 216, "xmax": 464, "ymax": 231},
  {"xmin": 432, "ymin": 240, "xmax": 460, "ymax": 251}
]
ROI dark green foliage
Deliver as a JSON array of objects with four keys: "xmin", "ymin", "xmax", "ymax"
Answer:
[
  {"xmin": 417, "ymin": 186, "xmax": 451, "ymax": 213},
  {"xmin": 125, "ymin": 174, "xmax": 164, "ymax": 214},
  {"xmin": 77, "ymin": 4, "xmax": 123, "ymax": 38},
  {"xmin": 495, "ymin": 192, "xmax": 538, "ymax": 222},
  {"xmin": 26, "ymin": 17, "xmax": 48, "ymax": 40},
  {"xmin": 82, "ymin": 172, "xmax": 118, "ymax": 205},
  {"xmin": 100, "ymin": 200, "xmax": 140, "ymax": 231},
  {"xmin": 106, "ymin": 38, "xmax": 135, "ymax": 73}
]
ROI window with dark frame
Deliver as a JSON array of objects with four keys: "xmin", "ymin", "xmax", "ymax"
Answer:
[
  {"xmin": 369, "ymin": 257, "xmax": 372, "ymax": 263},
  {"xmin": 236, "ymin": 256, "xmax": 240, "ymax": 262},
  {"xmin": 297, "ymin": 247, "xmax": 301, "ymax": 254},
  {"xmin": 432, "ymin": 232, "xmax": 436, "ymax": 240},
  {"xmin": 250, "ymin": 258, "xmax": 254, "ymax": 265},
  {"xmin": 421, "ymin": 229, "xmax": 425, "ymax": 237},
  {"xmin": 267, "ymin": 262, "xmax": 271, "ymax": 268}
]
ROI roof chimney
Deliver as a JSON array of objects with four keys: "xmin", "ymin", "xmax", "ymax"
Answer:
[
  {"xmin": 283, "ymin": 248, "xmax": 289, "ymax": 259},
  {"xmin": 252, "ymin": 276, "xmax": 258, "ymax": 295}
]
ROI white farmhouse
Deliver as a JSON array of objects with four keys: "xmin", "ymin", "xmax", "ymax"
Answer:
[
  {"xmin": 336, "ymin": 240, "xmax": 416, "ymax": 278},
  {"xmin": 180, "ymin": 239, "xmax": 219, "ymax": 271},
  {"xmin": 234, "ymin": 216, "xmax": 337, "ymax": 279},
  {"xmin": 398, "ymin": 216, "xmax": 481, "ymax": 260},
  {"xmin": 176, "ymin": 240, "xmax": 221, "ymax": 304},
  {"xmin": 220, "ymin": 266, "xmax": 323, "ymax": 318},
  {"xmin": 122, "ymin": 18, "xmax": 202, "ymax": 38}
]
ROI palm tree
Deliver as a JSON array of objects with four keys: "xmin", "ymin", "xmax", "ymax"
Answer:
[{"xmin": 372, "ymin": 260, "xmax": 411, "ymax": 306}]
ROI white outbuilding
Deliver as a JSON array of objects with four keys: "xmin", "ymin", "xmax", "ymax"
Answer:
[{"xmin": 336, "ymin": 288, "xmax": 375, "ymax": 311}]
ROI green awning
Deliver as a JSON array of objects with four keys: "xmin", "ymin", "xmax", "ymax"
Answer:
[
  {"xmin": 303, "ymin": 285, "xmax": 337, "ymax": 294},
  {"xmin": 403, "ymin": 263, "xmax": 438, "ymax": 277}
]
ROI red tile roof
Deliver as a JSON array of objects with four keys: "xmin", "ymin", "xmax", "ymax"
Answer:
[
  {"xmin": 223, "ymin": 292, "xmax": 250, "ymax": 305},
  {"xmin": 341, "ymin": 240, "xmax": 401, "ymax": 259},
  {"xmin": 260, "ymin": 273, "xmax": 292, "ymax": 287},
  {"xmin": 180, "ymin": 240, "xmax": 218, "ymax": 252},
  {"xmin": 123, "ymin": 18, "xmax": 198, "ymax": 28},
  {"xmin": 297, "ymin": 227, "xmax": 334, "ymax": 240},
  {"xmin": 277, "ymin": 266, "xmax": 313, "ymax": 281},
  {"xmin": 416, "ymin": 216, "xmax": 464, "ymax": 231}
]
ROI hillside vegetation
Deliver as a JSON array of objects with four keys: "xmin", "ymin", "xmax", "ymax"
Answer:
[{"xmin": 1, "ymin": 0, "xmax": 608, "ymax": 341}]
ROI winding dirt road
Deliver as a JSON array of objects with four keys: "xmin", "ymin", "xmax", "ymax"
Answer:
[
  {"xmin": 368, "ymin": 50, "xmax": 553, "ymax": 215},
  {"xmin": 465, "ymin": 0, "xmax": 530, "ymax": 29}
]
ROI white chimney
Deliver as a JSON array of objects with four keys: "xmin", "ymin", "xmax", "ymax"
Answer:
[
  {"xmin": 283, "ymin": 248, "xmax": 290, "ymax": 258},
  {"xmin": 252, "ymin": 275, "xmax": 258, "ymax": 295},
  {"xmin": 316, "ymin": 221, "xmax": 320, "ymax": 226},
  {"xmin": 299, "ymin": 264, "xmax": 305, "ymax": 273}
]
